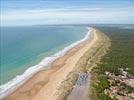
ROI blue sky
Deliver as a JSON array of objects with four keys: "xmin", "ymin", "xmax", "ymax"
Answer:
[{"xmin": 1, "ymin": 0, "xmax": 134, "ymax": 26}]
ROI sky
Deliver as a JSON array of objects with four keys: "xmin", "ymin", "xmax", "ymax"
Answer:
[{"xmin": 1, "ymin": 0, "xmax": 134, "ymax": 26}]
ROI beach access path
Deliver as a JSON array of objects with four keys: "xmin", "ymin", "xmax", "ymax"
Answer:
[{"xmin": 67, "ymin": 73, "xmax": 90, "ymax": 100}]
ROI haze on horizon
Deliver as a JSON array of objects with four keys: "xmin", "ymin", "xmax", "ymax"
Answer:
[{"xmin": 1, "ymin": 0, "xmax": 134, "ymax": 26}]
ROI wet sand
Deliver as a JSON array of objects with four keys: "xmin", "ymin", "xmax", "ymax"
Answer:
[{"xmin": 4, "ymin": 28, "xmax": 98, "ymax": 100}]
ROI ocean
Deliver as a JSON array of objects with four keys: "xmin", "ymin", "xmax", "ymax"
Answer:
[
  {"xmin": 0, "ymin": 25, "xmax": 88, "ymax": 84},
  {"xmin": 0, "ymin": 25, "xmax": 90, "ymax": 98}
]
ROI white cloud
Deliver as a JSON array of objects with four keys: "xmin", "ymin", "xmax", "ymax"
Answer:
[{"xmin": 1, "ymin": 6, "xmax": 134, "ymax": 26}]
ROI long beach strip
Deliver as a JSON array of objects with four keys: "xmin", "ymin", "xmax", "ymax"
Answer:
[{"xmin": 2, "ymin": 27, "xmax": 98, "ymax": 100}]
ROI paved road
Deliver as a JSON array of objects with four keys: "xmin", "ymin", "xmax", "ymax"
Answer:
[{"xmin": 67, "ymin": 73, "xmax": 90, "ymax": 100}]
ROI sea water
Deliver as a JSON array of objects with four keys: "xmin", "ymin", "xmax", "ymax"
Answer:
[{"xmin": 0, "ymin": 25, "xmax": 90, "ymax": 98}]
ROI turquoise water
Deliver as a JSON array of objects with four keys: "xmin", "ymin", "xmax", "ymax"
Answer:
[{"xmin": 0, "ymin": 25, "xmax": 88, "ymax": 84}]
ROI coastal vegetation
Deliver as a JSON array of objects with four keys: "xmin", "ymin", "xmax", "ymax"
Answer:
[
  {"xmin": 56, "ymin": 25, "xmax": 134, "ymax": 100},
  {"xmin": 90, "ymin": 25, "xmax": 134, "ymax": 100},
  {"xmin": 57, "ymin": 28, "xmax": 111, "ymax": 100}
]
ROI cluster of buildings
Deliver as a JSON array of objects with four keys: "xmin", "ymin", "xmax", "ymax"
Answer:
[{"xmin": 104, "ymin": 68, "xmax": 134, "ymax": 100}]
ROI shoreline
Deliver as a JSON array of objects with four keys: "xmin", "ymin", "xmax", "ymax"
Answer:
[
  {"xmin": 56, "ymin": 28, "xmax": 110, "ymax": 100},
  {"xmin": 3, "ymin": 27, "xmax": 98, "ymax": 100},
  {"xmin": 0, "ymin": 27, "xmax": 90, "ymax": 99}
]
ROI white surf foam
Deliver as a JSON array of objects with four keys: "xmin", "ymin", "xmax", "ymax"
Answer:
[{"xmin": 0, "ymin": 27, "xmax": 92, "ymax": 99}]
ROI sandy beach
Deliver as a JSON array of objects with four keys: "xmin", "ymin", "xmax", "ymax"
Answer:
[{"xmin": 4, "ymin": 28, "xmax": 98, "ymax": 100}]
